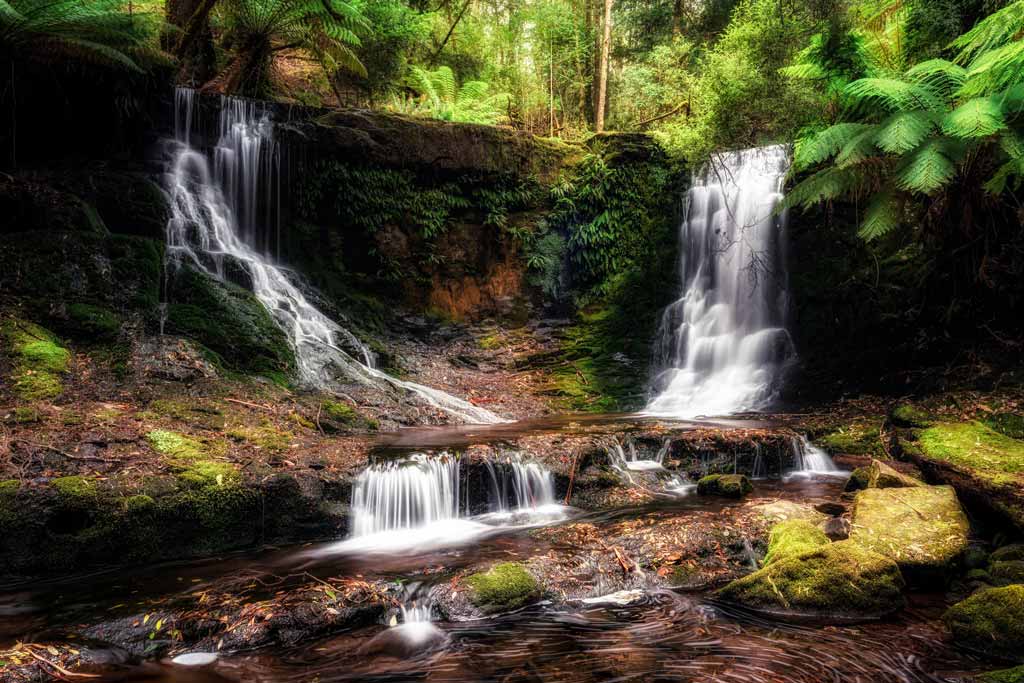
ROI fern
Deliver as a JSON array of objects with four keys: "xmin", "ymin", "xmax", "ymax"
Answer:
[
  {"xmin": 895, "ymin": 139, "xmax": 957, "ymax": 194},
  {"xmin": 942, "ymin": 97, "xmax": 1007, "ymax": 138},
  {"xmin": 783, "ymin": 166, "xmax": 864, "ymax": 208},
  {"xmin": 875, "ymin": 111, "xmax": 936, "ymax": 153},
  {"xmin": 952, "ymin": 0, "xmax": 1024, "ymax": 63},
  {"xmin": 857, "ymin": 191, "xmax": 904, "ymax": 240},
  {"xmin": 396, "ymin": 66, "xmax": 509, "ymax": 125},
  {"xmin": 843, "ymin": 77, "xmax": 944, "ymax": 113},
  {"xmin": 793, "ymin": 123, "xmax": 873, "ymax": 170},
  {"xmin": 835, "ymin": 127, "xmax": 880, "ymax": 167},
  {"xmin": 905, "ymin": 59, "xmax": 967, "ymax": 97}
]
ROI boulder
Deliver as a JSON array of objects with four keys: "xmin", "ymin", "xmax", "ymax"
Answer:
[
  {"xmin": 850, "ymin": 485, "xmax": 970, "ymax": 581},
  {"xmin": 944, "ymin": 584, "xmax": 1024, "ymax": 661},
  {"xmin": 715, "ymin": 541, "xmax": 906, "ymax": 621},
  {"xmin": 763, "ymin": 520, "xmax": 830, "ymax": 566},
  {"xmin": 821, "ymin": 517, "xmax": 851, "ymax": 541},
  {"xmin": 844, "ymin": 466, "xmax": 870, "ymax": 492},
  {"xmin": 753, "ymin": 501, "xmax": 827, "ymax": 525},
  {"xmin": 697, "ymin": 474, "xmax": 753, "ymax": 499},
  {"xmin": 867, "ymin": 459, "xmax": 922, "ymax": 488},
  {"xmin": 464, "ymin": 562, "xmax": 542, "ymax": 614},
  {"xmin": 889, "ymin": 402, "xmax": 934, "ymax": 428},
  {"xmin": 991, "ymin": 561, "xmax": 1024, "ymax": 584},
  {"xmin": 992, "ymin": 544, "xmax": 1024, "ymax": 563}
]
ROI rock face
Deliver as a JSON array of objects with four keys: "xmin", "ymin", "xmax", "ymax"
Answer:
[
  {"xmin": 944, "ymin": 584, "xmax": 1024, "ymax": 662},
  {"xmin": 867, "ymin": 459, "xmax": 922, "ymax": 488},
  {"xmin": 849, "ymin": 485, "xmax": 969, "ymax": 581},
  {"xmin": 697, "ymin": 474, "xmax": 753, "ymax": 498},
  {"xmin": 715, "ymin": 541, "xmax": 906, "ymax": 621},
  {"xmin": 763, "ymin": 520, "xmax": 830, "ymax": 566}
]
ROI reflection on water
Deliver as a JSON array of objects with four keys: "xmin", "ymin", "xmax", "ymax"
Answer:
[{"xmin": 90, "ymin": 591, "xmax": 977, "ymax": 683}]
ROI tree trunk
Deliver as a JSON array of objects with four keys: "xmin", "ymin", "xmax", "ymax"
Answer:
[
  {"xmin": 166, "ymin": 0, "xmax": 217, "ymax": 86},
  {"xmin": 594, "ymin": 0, "xmax": 612, "ymax": 133}
]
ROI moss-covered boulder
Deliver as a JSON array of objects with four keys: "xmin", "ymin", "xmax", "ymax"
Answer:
[
  {"xmin": 165, "ymin": 267, "xmax": 295, "ymax": 377},
  {"xmin": 61, "ymin": 303, "xmax": 122, "ymax": 341},
  {"xmin": 715, "ymin": 541, "xmax": 905, "ymax": 621},
  {"xmin": 763, "ymin": 520, "xmax": 830, "ymax": 566},
  {"xmin": 850, "ymin": 485, "xmax": 969, "ymax": 581},
  {"xmin": 844, "ymin": 466, "xmax": 870, "ymax": 492},
  {"xmin": 465, "ymin": 562, "xmax": 541, "ymax": 614},
  {"xmin": 1, "ymin": 317, "xmax": 71, "ymax": 400},
  {"xmin": 697, "ymin": 474, "xmax": 752, "ymax": 498},
  {"xmin": 992, "ymin": 545, "xmax": 1024, "ymax": 562},
  {"xmin": 889, "ymin": 402, "xmax": 934, "ymax": 428},
  {"xmin": 867, "ymin": 459, "xmax": 922, "ymax": 488},
  {"xmin": 985, "ymin": 414, "xmax": 1024, "ymax": 440},
  {"xmin": 991, "ymin": 561, "xmax": 1024, "ymax": 584},
  {"xmin": 944, "ymin": 584, "xmax": 1024, "ymax": 661}
]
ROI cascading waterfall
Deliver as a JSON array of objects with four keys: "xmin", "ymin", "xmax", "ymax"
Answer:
[
  {"xmin": 790, "ymin": 435, "xmax": 841, "ymax": 474},
  {"xmin": 350, "ymin": 454, "xmax": 461, "ymax": 536},
  {"xmin": 163, "ymin": 87, "xmax": 502, "ymax": 425},
  {"xmin": 485, "ymin": 456, "xmax": 558, "ymax": 512},
  {"xmin": 646, "ymin": 144, "xmax": 795, "ymax": 418}
]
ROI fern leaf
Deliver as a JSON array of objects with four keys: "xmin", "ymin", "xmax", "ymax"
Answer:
[
  {"xmin": 984, "ymin": 157, "xmax": 1024, "ymax": 194},
  {"xmin": 835, "ymin": 128, "xmax": 879, "ymax": 167},
  {"xmin": 960, "ymin": 40, "xmax": 1024, "ymax": 98},
  {"xmin": 875, "ymin": 111, "xmax": 936, "ymax": 153},
  {"xmin": 905, "ymin": 59, "xmax": 967, "ymax": 96},
  {"xmin": 792, "ymin": 123, "xmax": 873, "ymax": 170},
  {"xmin": 783, "ymin": 166, "xmax": 862, "ymax": 208},
  {"xmin": 843, "ymin": 77, "xmax": 944, "ymax": 113},
  {"xmin": 895, "ymin": 139, "xmax": 957, "ymax": 194},
  {"xmin": 952, "ymin": 0, "xmax": 1024, "ymax": 62},
  {"xmin": 942, "ymin": 97, "xmax": 1007, "ymax": 138},
  {"xmin": 857, "ymin": 192, "xmax": 903, "ymax": 241}
]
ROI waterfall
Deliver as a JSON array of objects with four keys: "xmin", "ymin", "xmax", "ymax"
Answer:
[
  {"xmin": 350, "ymin": 453, "xmax": 461, "ymax": 536},
  {"xmin": 790, "ymin": 436, "xmax": 841, "ymax": 474},
  {"xmin": 646, "ymin": 144, "xmax": 795, "ymax": 418},
  {"xmin": 485, "ymin": 456, "xmax": 558, "ymax": 512},
  {"xmin": 163, "ymin": 87, "xmax": 503, "ymax": 425}
]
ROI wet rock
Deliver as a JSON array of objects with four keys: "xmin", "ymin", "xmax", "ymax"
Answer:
[
  {"xmin": 465, "ymin": 562, "xmax": 542, "ymax": 614},
  {"xmin": 763, "ymin": 520, "xmax": 830, "ymax": 566},
  {"xmin": 754, "ymin": 500, "xmax": 827, "ymax": 525},
  {"xmin": 715, "ymin": 541, "xmax": 906, "ymax": 622},
  {"xmin": 134, "ymin": 337, "xmax": 218, "ymax": 382},
  {"xmin": 867, "ymin": 459, "xmax": 923, "ymax": 488},
  {"xmin": 991, "ymin": 560, "xmax": 1024, "ymax": 584},
  {"xmin": 844, "ymin": 466, "xmax": 870, "ymax": 492},
  {"xmin": 850, "ymin": 485, "xmax": 970, "ymax": 582},
  {"xmin": 992, "ymin": 544, "xmax": 1024, "ymax": 562},
  {"xmin": 964, "ymin": 544, "xmax": 991, "ymax": 569},
  {"xmin": 820, "ymin": 517, "xmax": 851, "ymax": 541},
  {"xmin": 697, "ymin": 474, "xmax": 752, "ymax": 498},
  {"xmin": 944, "ymin": 584, "xmax": 1024, "ymax": 662},
  {"xmin": 814, "ymin": 502, "xmax": 846, "ymax": 517}
]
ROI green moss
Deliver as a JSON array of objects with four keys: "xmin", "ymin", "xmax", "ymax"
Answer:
[
  {"xmin": 147, "ymin": 399, "xmax": 225, "ymax": 430},
  {"xmin": 992, "ymin": 544, "xmax": 1024, "ymax": 562},
  {"xmin": 697, "ymin": 474, "xmax": 753, "ymax": 498},
  {"xmin": 465, "ymin": 562, "xmax": 542, "ymax": 613},
  {"xmin": 715, "ymin": 540, "xmax": 906, "ymax": 620},
  {"xmin": 8, "ymin": 406, "xmax": 41, "ymax": 423},
  {"xmin": 991, "ymin": 560, "xmax": 1024, "ymax": 584},
  {"xmin": 844, "ymin": 466, "xmax": 870, "ymax": 492},
  {"xmin": 985, "ymin": 413, "xmax": 1024, "ymax": 440},
  {"xmin": 63, "ymin": 303, "xmax": 121, "ymax": 341},
  {"xmin": 966, "ymin": 568, "xmax": 992, "ymax": 582},
  {"xmin": 919, "ymin": 422, "xmax": 1024, "ymax": 486},
  {"xmin": 850, "ymin": 485, "xmax": 970, "ymax": 578},
  {"xmin": 226, "ymin": 424, "xmax": 293, "ymax": 453},
  {"xmin": 52, "ymin": 475, "xmax": 97, "ymax": 501},
  {"xmin": 763, "ymin": 520, "xmax": 830, "ymax": 566},
  {"xmin": 0, "ymin": 480, "xmax": 18, "ymax": 495},
  {"xmin": 176, "ymin": 459, "xmax": 239, "ymax": 489},
  {"xmin": 818, "ymin": 420, "xmax": 885, "ymax": 457},
  {"xmin": 123, "ymin": 494, "xmax": 155, "ymax": 512},
  {"xmin": 478, "ymin": 332, "xmax": 504, "ymax": 350},
  {"xmin": 323, "ymin": 399, "xmax": 358, "ymax": 423},
  {"xmin": 147, "ymin": 429, "xmax": 205, "ymax": 460},
  {"xmin": 980, "ymin": 665, "xmax": 1024, "ymax": 683},
  {"xmin": 890, "ymin": 402, "xmax": 933, "ymax": 428},
  {"xmin": 2, "ymin": 318, "xmax": 71, "ymax": 400},
  {"xmin": 944, "ymin": 585, "xmax": 1024, "ymax": 661}
]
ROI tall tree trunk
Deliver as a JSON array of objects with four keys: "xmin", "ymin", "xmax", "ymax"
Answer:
[
  {"xmin": 594, "ymin": 0, "xmax": 612, "ymax": 133},
  {"xmin": 166, "ymin": 0, "xmax": 217, "ymax": 86}
]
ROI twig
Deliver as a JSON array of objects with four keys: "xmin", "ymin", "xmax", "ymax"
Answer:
[
  {"xmin": 564, "ymin": 452, "xmax": 579, "ymax": 505},
  {"xmin": 225, "ymin": 398, "xmax": 273, "ymax": 412},
  {"xmin": 24, "ymin": 647, "xmax": 99, "ymax": 679},
  {"xmin": 11, "ymin": 439, "xmax": 114, "ymax": 462},
  {"xmin": 314, "ymin": 402, "xmax": 324, "ymax": 435}
]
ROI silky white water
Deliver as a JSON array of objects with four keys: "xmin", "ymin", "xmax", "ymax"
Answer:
[
  {"xmin": 790, "ymin": 435, "xmax": 842, "ymax": 475},
  {"xmin": 350, "ymin": 453, "xmax": 462, "ymax": 536},
  {"xmin": 646, "ymin": 144, "xmax": 795, "ymax": 418},
  {"xmin": 164, "ymin": 88, "xmax": 502, "ymax": 424}
]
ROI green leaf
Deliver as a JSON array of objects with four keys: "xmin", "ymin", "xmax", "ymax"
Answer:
[
  {"xmin": 942, "ymin": 97, "xmax": 1007, "ymax": 138},
  {"xmin": 875, "ymin": 111, "xmax": 936, "ymax": 153},
  {"xmin": 793, "ymin": 123, "xmax": 873, "ymax": 170},
  {"xmin": 895, "ymin": 139, "xmax": 957, "ymax": 194},
  {"xmin": 857, "ymin": 192, "xmax": 903, "ymax": 241}
]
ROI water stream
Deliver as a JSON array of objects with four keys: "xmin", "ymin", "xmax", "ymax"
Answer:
[
  {"xmin": 647, "ymin": 145, "xmax": 795, "ymax": 419},
  {"xmin": 164, "ymin": 88, "xmax": 502, "ymax": 425}
]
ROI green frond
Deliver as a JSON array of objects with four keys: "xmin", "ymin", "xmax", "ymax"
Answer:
[
  {"xmin": 959, "ymin": 40, "xmax": 1024, "ymax": 98},
  {"xmin": 984, "ymin": 157, "xmax": 1024, "ymax": 194},
  {"xmin": 843, "ymin": 77, "xmax": 944, "ymax": 113},
  {"xmin": 895, "ymin": 139, "xmax": 957, "ymax": 194},
  {"xmin": 857, "ymin": 191, "xmax": 904, "ymax": 241},
  {"xmin": 430, "ymin": 66, "xmax": 457, "ymax": 104},
  {"xmin": 783, "ymin": 166, "xmax": 863, "ymax": 208},
  {"xmin": 793, "ymin": 123, "xmax": 873, "ymax": 170},
  {"xmin": 952, "ymin": 0, "xmax": 1024, "ymax": 63},
  {"xmin": 779, "ymin": 62, "xmax": 827, "ymax": 81},
  {"xmin": 942, "ymin": 97, "xmax": 1007, "ymax": 138},
  {"xmin": 835, "ymin": 127, "xmax": 880, "ymax": 167},
  {"xmin": 457, "ymin": 80, "xmax": 490, "ymax": 105},
  {"xmin": 875, "ymin": 111, "xmax": 936, "ymax": 153},
  {"xmin": 905, "ymin": 59, "xmax": 967, "ymax": 96}
]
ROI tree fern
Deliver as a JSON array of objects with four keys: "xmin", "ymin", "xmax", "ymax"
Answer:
[
  {"xmin": 895, "ymin": 138, "xmax": 957, "ymax": 194},
  {"xmin": 398, "ymin": 65, "xmax": 509, "ymax": 125},
  {"xmin": 875, "ymin": 110, "xmax": 936, "ymax": 153},
  {"xmin": 793, "ymin": 123, "xmax": 873, "ymax": 170},
  {"xmin": 857, "ymin": 191, "xmax": 904, "ymax": 240},
  {"xmin": 783, "ymin": 166, "xmax": 865, "ymax": 208},
  {"xmin": 942, "ymin": 97, "xmax": 1006, "ymax": 138},
  {"xmin": 843, "ymin": 77, "xmax": 944, "ymax": 113},
  {"xmin": 835, "ymin": 127, "xmax": 880, "ymax": 167}
]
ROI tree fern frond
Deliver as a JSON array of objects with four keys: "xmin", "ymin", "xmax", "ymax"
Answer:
[
  {"xmin": 959, "ymin": 40, "xmax": 1024, "ymax": 98},
  {"xmin": 895, "ymin": 139, "xmax": 957, "ymax": 194},
  {"xmin": 835, "ymin": 127, "xmax": 880, "ymax": 167},
  {"xmin": 857, "ymin": 191, "xmax": 904, "ymax": 240},
  {"xmin": 779, "ymin": 62, "xmax": 827, "ymax": 81},
  {"xmin": 942, "ymin": 97, "xmax": 1007, "ymax": 138},
  {"xmin": 984, "ymin": 157, "xmax": 1024, "ymax": 194},
  {"xmin": 783, "ymin": 166, "xmax": 863, "ymax": 208},
  {"xmin": 844, "ymin": 77, "xmax": 944, "ymax": 113},
  {"xmin": 952, "ymin": 0, "xmax": 1024, "ymax": 63},
  {"xmin": 875, "ymin": 110, "xmax": 936, "ymax": 153},
  {"xmin": 792, "ymin": 123, "xmax": 873, "ymax": 170},
  {"xmin": 905, "ymin": 59, "xmax": 967, "ymax": 96},
  {"xmin": 430, "ymin": 66, "xmax": 457, "ymax": 104}
]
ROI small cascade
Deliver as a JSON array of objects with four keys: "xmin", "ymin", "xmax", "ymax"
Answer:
[
  {"xmin": 163, "ymin": 87, "xmax": 502, "ymax": 425},
  {"xmin": 484, "ymin": 455, "xmax": 558, "ymax": 512},
  {"xmin": 646, "ymin": 144, "xmax": 795, "ymax": 419},
  {"xmin": 751, "ymin": 442, "xmax": 766, "ymax": 479},
  {"xmin": 609, "ymin": 439, "xmax": 666, "ymax": 472},
  {"xmin": 351, "ymin": 453, "xmax": 461, "ymax": 536},
  {"xmin": 789, "ymin": 436, "xmax": 842, "ymax": 475}
]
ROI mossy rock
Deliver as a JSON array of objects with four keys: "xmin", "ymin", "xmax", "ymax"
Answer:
[
  {"xmin": 147, "ymin": 429, "xmax": 205, "ymax": 460},
  {"xmin": 146, "ymin": 399, "xmax": 225, "ymax": 430},
  {"xmin": 980, "ymin": 665, "xmax": 1024, "ymax": 683},
  {"xmin": 697, "ymin": 474, "xmax": 752, "ymax": 498},
  {"xmin": 850, "ymin": 485, "xmax": 970, "ymax": 581},
  {"xmin": 62, "ymin": 303, "xmax": 122, "ymax": 341},
  {"xmin": 867, "ymin": 459, "xmax": 922, "ymax": 488},
  {"xmin": 818, "ymin": 420, "xmax": 885, "ymax": 457},
  {"xmin": 918, "ymin": 422, "xmax": 1024, "ymax": 487},
  {"xmin": 715, "ymin": 540, "xmax": 906, "ymax": 621},
  {"xmin": 844, "ymin": 466, "xmax": 870, "ymax": 492},
  {"xmin": 763, "ymin": 520, "xmax": 830, "ymax": 566},
  {"xmin": 319, "ymin": 399, "xmax": 376, "ymax": 432},
  {"xmin": 165, "ymin": 266, "xmax": 295, "ymax": 377},
  {"xmin": 1, "ymin": 317, "xmax": 70, "ymax": 400},
  {"xmin": 944, "ymin": 584, "xmax": 1024, "ymax": 661},
  {"xmin": 226, "ymin": 424, "xmax": 293, "ymax": 453},
  {"xmin": 992, "ymin": 544, "xmax": 1024, "ymax": 562},
  {"xmin": 966, "ymin": 568, "xmax": 992, "ymax": 582},
  {"xmin": 465, "ymin": 562, "xmax": 542, "ymax": 614},
  {"xmin": 985, "ymin": 414, "xmax": 1024, "ymax": 440},
  {"xmin": 990, "ymin": 561, "xmax": 1024, "ymax": 584},
  {"xmin": 889, "ymin": 402, "xmax": 934, "ymax": 428}
]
